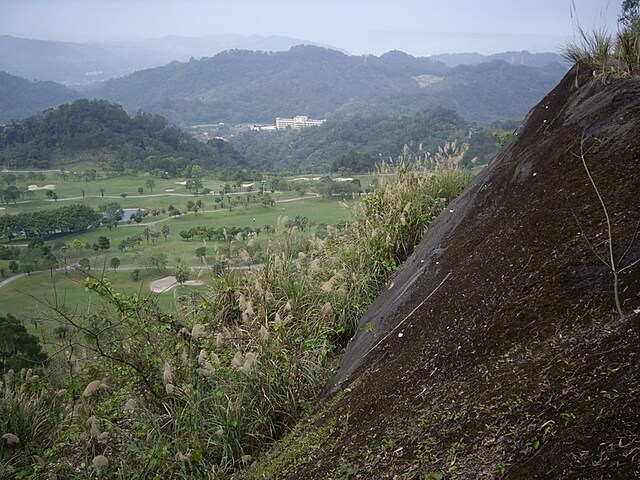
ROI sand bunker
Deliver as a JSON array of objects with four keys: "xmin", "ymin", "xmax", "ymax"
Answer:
[
  {"xmin": 174, "ymin": 181, "xmax": 188, "ymax": 185},
  {"xmin": 150, "ymin": 276, "xmax": 204, "ymax": 293},
  {"xmin": 165, "ymin": 188, "xmax": 176, "ymax": 192},
  {"xmin": 28, "ymin": 184, "xmax": 57, "ymax": 191}
]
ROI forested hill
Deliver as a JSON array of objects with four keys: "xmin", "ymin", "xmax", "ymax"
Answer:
[
  {"xmin": 0, "ymin": 34, "xmax": 336, "ymax": 86},
  {"xmin": 88, "ymin": 45, "xmax": 568, "ymax": 126},
  {"xmin": 0, "ymin": 72, "xmax": 80, "ymax": 124},
  {"xmin": 0, "ymin": 99, "xmax": 244, "ymax": 173},
  {"xmin": 231, "ymin": 107, "xmax": 472, "ymax": 172}
]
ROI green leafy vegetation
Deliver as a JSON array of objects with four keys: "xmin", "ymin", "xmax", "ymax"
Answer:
[
  {"xmin": 0, "ymin": 204, "xmax": 100, "ymax": 241},
  {"xmin": 0, "ymin": 314, "xmax": 47, "ymax": 372},
  {"xmin": 0, "ymin": 159, "xmax": 470, "ymax": 478},
  {"xmin": 0, "ymin": 99, "xmax": 245, "ymax": 172},
  {"xmin": 231, "ymin": 107, "xmax": 473, "ymax": 172}
]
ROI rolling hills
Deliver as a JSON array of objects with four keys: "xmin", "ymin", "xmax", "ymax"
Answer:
[
  {"xmin": 88, "ymin": 45, "xmax": 568, "ymax": 126},
  {"xmin": 0, "ymin": 72, "xmax": 80, "ymax": 124},
  {"xmin": 0, "ymin": 34, "xmax": 330, "ymax": 86}
]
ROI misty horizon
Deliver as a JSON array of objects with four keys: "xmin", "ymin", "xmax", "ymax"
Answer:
[{"xmin": 1, "ymin": 0, "xmax": 620, "ymax": 57}]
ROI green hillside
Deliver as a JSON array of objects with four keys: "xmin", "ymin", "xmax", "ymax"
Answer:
[
  {"xmin": 0, "ymin": 72, "xmax": 79, "ymax": 124},
  {"xmin": 88, "ymin": 46, "xmax": 567, "ymax": 125},
  {"xmin": 0, "ymin": 99, "xmax": 244, "ymax": 173},
  {"xmin": 231, "ymin": 107, "xmax": 474, "ymax": 171}
]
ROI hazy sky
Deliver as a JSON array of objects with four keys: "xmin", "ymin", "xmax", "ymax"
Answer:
[{"xmin": 1, "ymin": 0, "xmax": 620, "ymax": 55}]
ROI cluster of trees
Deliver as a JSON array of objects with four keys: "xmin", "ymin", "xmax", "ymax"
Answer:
[
  {"xmin": 117, "ymin": 226, "xmax": 168, "ymax": 252},
  {"xmin": 135, "ymin": 250, "xmax": 168, "ymax": 270},
  {"xmin": 2, "ymin": 236, "xmax": 117, "ymax": 277},
  {"xmin": 118, "ymin": 234, "xmax": 144, "ymax": 252},
  {"xmin": 0, "ymin": 99, "xmax": 245, "ymax": 173},
  {"xmin": 7, "ymin": 239, "xmax": 61, "ymax": 276},
  {"xmin": 0, "ymin": 172, "xmax": 39, "ymax": 204},
  {"xmin": 179, "ymin": 225, "xmax": 260, "ymax": 242},
  {"xmin": 98, "ymin": 202, "xmax": 124, "ymax": 229},
  {"xmin": 0, "ymin": 204, "xmax": 100, "ymax": 241}
]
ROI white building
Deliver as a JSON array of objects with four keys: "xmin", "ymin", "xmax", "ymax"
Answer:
[{"xmin": 275, "ymin": 115, "xmax": 326, "ymax": 130}]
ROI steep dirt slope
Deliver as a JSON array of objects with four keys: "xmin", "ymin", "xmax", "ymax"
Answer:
[{"xmin": 243, "ymin": 68, "xmax": 640, "ymax": 479}]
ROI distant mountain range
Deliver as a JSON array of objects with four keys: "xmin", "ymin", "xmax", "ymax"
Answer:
[
  {"xmin": 430, "ymin": 50, "xmax": 566, "ymax": 68},
  {"xmin": 0, "ymin": 35, "xmax": 337, "ymax": 86},
  {"xmin": 86, "ymin": 46, "xmax": 568, "ymax": 125},
  {"xmin": 0, "ymin": 72, "xmax": 80, "ymax": 123},
  {"xmin": 0, "ymin": 38, "xmax": 570, "ymax": 128}
]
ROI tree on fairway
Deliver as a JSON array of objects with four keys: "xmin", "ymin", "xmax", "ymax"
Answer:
[
  {"xmin": 175, "ymin": 260, "xmax": 190, "ymax": 284},
  {"xmin": 195, "ymin": 246, "xmax": 207, "ymax": 263},
  {"xmin": 110, "ymin": 257, "xmax": 121, "ymax": 271},
  {"xmin": 98, "ymin": 236, "xmax": 110, "ymax": 251}
]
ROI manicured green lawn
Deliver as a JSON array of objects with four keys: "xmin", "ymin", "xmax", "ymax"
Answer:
[
  {"xmin": 0, "ymin": 268, "xmax": 211, "ymax": 341},
  {"xmin": 0, "ymin": 196, "xmax": 356, "ymax": 326},
  {"xmin": 0, "ymin": 171, "xmax": 369, "ymax": 216},
  {"xmin": 1, "ymin": 169, "xmax": 368, "ymax": 331},
  {"xmin": 38, "ymin": 196, "xmax": 353, "ymax": 265}
]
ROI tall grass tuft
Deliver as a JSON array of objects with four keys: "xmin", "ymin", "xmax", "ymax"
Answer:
[
  {"xmin": 0, "ymin": 370, "xmax": 66, "ymax": 474},
  {"xmin": 562, "ymin": 2, "xmax": 640, "ymax": 79}
]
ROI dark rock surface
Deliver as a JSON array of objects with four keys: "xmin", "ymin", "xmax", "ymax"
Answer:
[{"xmin": 247, "ymin": 67, "xmax": 640, "ymax": 479}]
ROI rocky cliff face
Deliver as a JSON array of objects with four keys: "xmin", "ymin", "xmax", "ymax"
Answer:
[{"xmin": 245, "ymin": 68, "xmax": 640, "ymax": 479}]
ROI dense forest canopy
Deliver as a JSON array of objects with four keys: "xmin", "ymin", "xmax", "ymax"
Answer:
[
  {"xmin": 0, "ymin": 99, "xmax": 245, "ymax": 173},
  {"xmin": 231, "ymin": 107, "xmax": 472, "ymax": 172},
  {"xmin": 0, "ymin": 99, "xmax": 512, "ymax": 174},
  {"xmin": 88, "ymin": 45, "xmax": 567, "ymax": 126}
]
